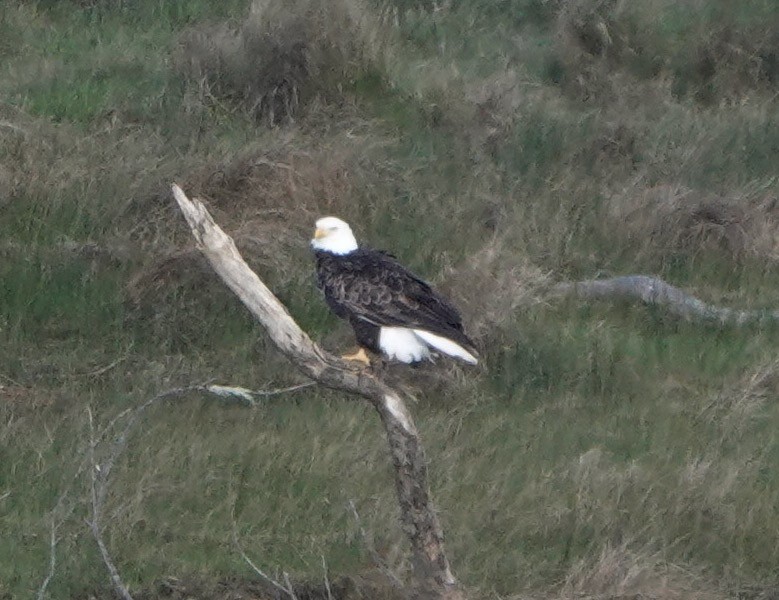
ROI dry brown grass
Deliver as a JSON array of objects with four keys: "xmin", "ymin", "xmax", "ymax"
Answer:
[
  {"xmin": 552, "ymin": 0, "xmax": 779, "ymax": 104},
  {"xmin": 5, "ymin": 1, "xmax": 779, "ymax": 598},
  {"xmin": 553, "ymin": 542, "xmax": 725, "ymax": 600},
  {"xmin": 698, "ymin": 358, "xmax": 779, "ymax": 442},
  {"xmin": 174, "ymin": 0, "xmax": 377, "ymax": 126},
  {"xmin": 662, "ymin": 8, "xmax": 779, "ymax": 104},
  {"xmin": 442, "ymin": 236, "xmax": 552, "ymax": 340},
  {"xmin": 0, "ymin": 383, "xmax": 57, "ymax": 408},
  {"xmin": 607, "ymin": 182, "xmax": 779, "ymax": 265},
  {"xmin": 125, "ymin": 114, "xmax": 389, "ymax": 318}
]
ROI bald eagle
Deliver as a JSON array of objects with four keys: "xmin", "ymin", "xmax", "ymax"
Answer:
[{"xmin": 311, "ymin": 216, "xmax": 478, "ymax": 366}]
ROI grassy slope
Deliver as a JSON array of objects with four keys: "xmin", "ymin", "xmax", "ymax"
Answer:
[{"xmin": 2, "ymin": 0, "xmax": 779, "ymax": 598}]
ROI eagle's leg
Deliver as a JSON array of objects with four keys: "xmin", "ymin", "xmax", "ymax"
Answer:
[{"xmin": 341, "ymin": 347, "xmax": 371, "ymax": 366}]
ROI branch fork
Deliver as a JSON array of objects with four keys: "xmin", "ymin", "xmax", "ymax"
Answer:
[{"xmin": 171, "ymin": 184, "xmax": 464, "ymax": 600}]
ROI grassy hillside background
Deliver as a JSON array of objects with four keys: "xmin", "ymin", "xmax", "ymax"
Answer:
[{"xmin": 2, "ymin": 0, "xmax": 779, "ymax": 598}]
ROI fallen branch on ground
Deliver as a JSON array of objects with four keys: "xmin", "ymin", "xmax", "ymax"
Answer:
[
  {"xmin": 172, "ymin": 184, "xmax": 464, "ymax": 600},
  {"xmin": 552, "ymin": 275, "xmax": 779, "ymax": 326}
]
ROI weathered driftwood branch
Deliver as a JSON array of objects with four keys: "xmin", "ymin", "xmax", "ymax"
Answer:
[
  {"xmin": 553, "ymin": 275, "xmax": 779, "ymax": 326},
  {"xmin": 171, "ymin": 184, "xmax": 463, "ymax": 600}
]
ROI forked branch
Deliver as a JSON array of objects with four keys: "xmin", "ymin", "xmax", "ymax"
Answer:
[{"xmin": 171, "ymin": 184, "xmax": 463, "ymax": 600}]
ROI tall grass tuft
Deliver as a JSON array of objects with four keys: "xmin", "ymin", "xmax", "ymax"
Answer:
[{"xmin": 175, "ymin": 0, "xmax": 380, "ymax": 125}]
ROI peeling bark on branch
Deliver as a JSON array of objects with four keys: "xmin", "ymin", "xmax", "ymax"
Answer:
[
  {"xmin": 171, "ymin": 184, "xmax": 463, "ymax": 600},
  {"xmin": 553, "ymin": 275, "xmax": 779, "ymax": 326}
]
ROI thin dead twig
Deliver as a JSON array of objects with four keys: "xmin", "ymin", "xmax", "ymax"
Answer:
[
  {"xmin": 82, "ymin": 355, "xmax": 128, "ymax": 378},
  {"xmin": 207, "ymin": 382, "xmax": 315, "ymax": 406},
  {"xmin": 94, "ymin": 386, "xmax": 203, "ymax": 513},
  {"xmin": 0, "ymin": 120, "xmax": 27, "ymax": 135},
  {"xmin": 283, "ymin": 572, "xmax": 298, "ymax": 600},
  {"xmin": 322, "ymin": 555, "xmax": 334, "ymax": 600},
  {"xmin": 0, "ymin": 373, "xmax": 25, "ymax": 387},
  {"xmin": 231, "ymin": 525, "xmax": 299, "ymax": 600},
  {"xmin": 35, "ymin": 524, "xmax": 58, "ymax": 600},
  {"xmin": 36, "ymin": 406, "xmax": 135, "ymax": 599},
  {"xmin": 252, "ymin": 157, "xmax": 295, "ymax": 171},
  {"xmin": 87, "ymin": 406, "xmax": 134, "ymax": 600}
]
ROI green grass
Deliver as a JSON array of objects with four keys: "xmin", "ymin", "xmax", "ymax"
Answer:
[{"xmin": 2, "ymin": 0, "xmax": 779, "ymax": 598}]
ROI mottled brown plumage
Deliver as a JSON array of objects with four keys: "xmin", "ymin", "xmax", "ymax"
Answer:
[{"xmin": 314, "ymin": 248, "xmax": 477, "ymax": 360}]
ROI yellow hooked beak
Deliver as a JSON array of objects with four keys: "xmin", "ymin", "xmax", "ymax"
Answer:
[{"xmin": 313, "ymin": 228, "xmax": 327, "ymax": 239}]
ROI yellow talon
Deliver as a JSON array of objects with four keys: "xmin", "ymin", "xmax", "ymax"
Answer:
[{"xmin": 341, "ymin": 347, "xmax": 371, "ymax": 366}]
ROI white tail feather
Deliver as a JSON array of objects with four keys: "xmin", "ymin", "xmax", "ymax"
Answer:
[
  {"xmin": 412, "ymin": 330, "xmax": 478, "ymax": 365},
  {"xmin": 379, "ymin": 327, "xmax": 431, "ymax": 363}
]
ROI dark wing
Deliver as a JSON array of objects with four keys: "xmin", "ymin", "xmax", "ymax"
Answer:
[{"xmin": 321, "ymin": 249, "xmax": 475, "ymax": 350}]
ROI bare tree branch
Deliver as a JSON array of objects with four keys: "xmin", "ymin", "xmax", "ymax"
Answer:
[
  {"xmin": 87, "ymin": 406, "xmax": 134, "ymax": 600},
  {"xmin": 171, "ymin": 184, "xmax": 464, "ymax": 600},
  {"xmin": 283, "ymin": 572, "xmax": 299, "ymax": 600},
  {"xmin": 36, "ymin": 523, "xmax": 58, "ymax": 600},
  {"xmin": 94, "ymin": 386, "xmax": 202, "ymax": 514},
  {"xmin": 322, "ymin": 555, "xmax": 334, "ymax": 600},
  {"xmin": 207, "ymin": 382, "xmax": 315, "ymax": 406},
  {"xmin": 552, "ymin": 275, "xmax": 779, "ymax": 325},
  {"xmin": 37, "ymin": 407, "xmax": 136, "ymax": 600}
]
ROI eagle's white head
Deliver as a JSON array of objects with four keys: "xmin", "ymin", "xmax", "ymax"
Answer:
[{"xmin": 311, "ymin": 216, "xmax": 358, "ymax": 255}]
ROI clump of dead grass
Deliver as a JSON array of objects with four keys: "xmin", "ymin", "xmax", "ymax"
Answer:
[
  {"xmin": 698, "ymin": 359, "xmax": 779, "ymax": 442},
  {"xmin": 554, "ymin": 542, "xmax": 725, "ymax": 600},
  {"xmin": 125, "ymin": 118, "xmax": 391, "ymax": 322},
  {"xmin": 552, "ymin": 0, "xmax": 779, "ymax": 104},
  {"xmin": 519, "ymin": 445, "xmax": 761, "ymax": 600},
  {"xmin": 551, "ymin": 0, "xmax": 632, "ymax": 102},
  {"xmin": 555, "ymin": 0, "xmax": 618, "ymax": 65},
  {"xmin": 663, "ymin": 11, "xmax": 779, "ymax": 104},
  {"xmin": 606, "ymin": 182, "xmax": 779, "ymax": 265},
  {"xmin": 175, "ymin": 0, "xmax": 378, "ymax": 125},
  {"xmin": 443, "ymin": 236, "xmax": 552, "ymax": 340}
]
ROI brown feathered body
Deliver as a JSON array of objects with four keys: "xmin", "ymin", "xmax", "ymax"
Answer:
[{"xmin": 314, "ymin": 248, "xmax": 478, "ymax": 364}]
